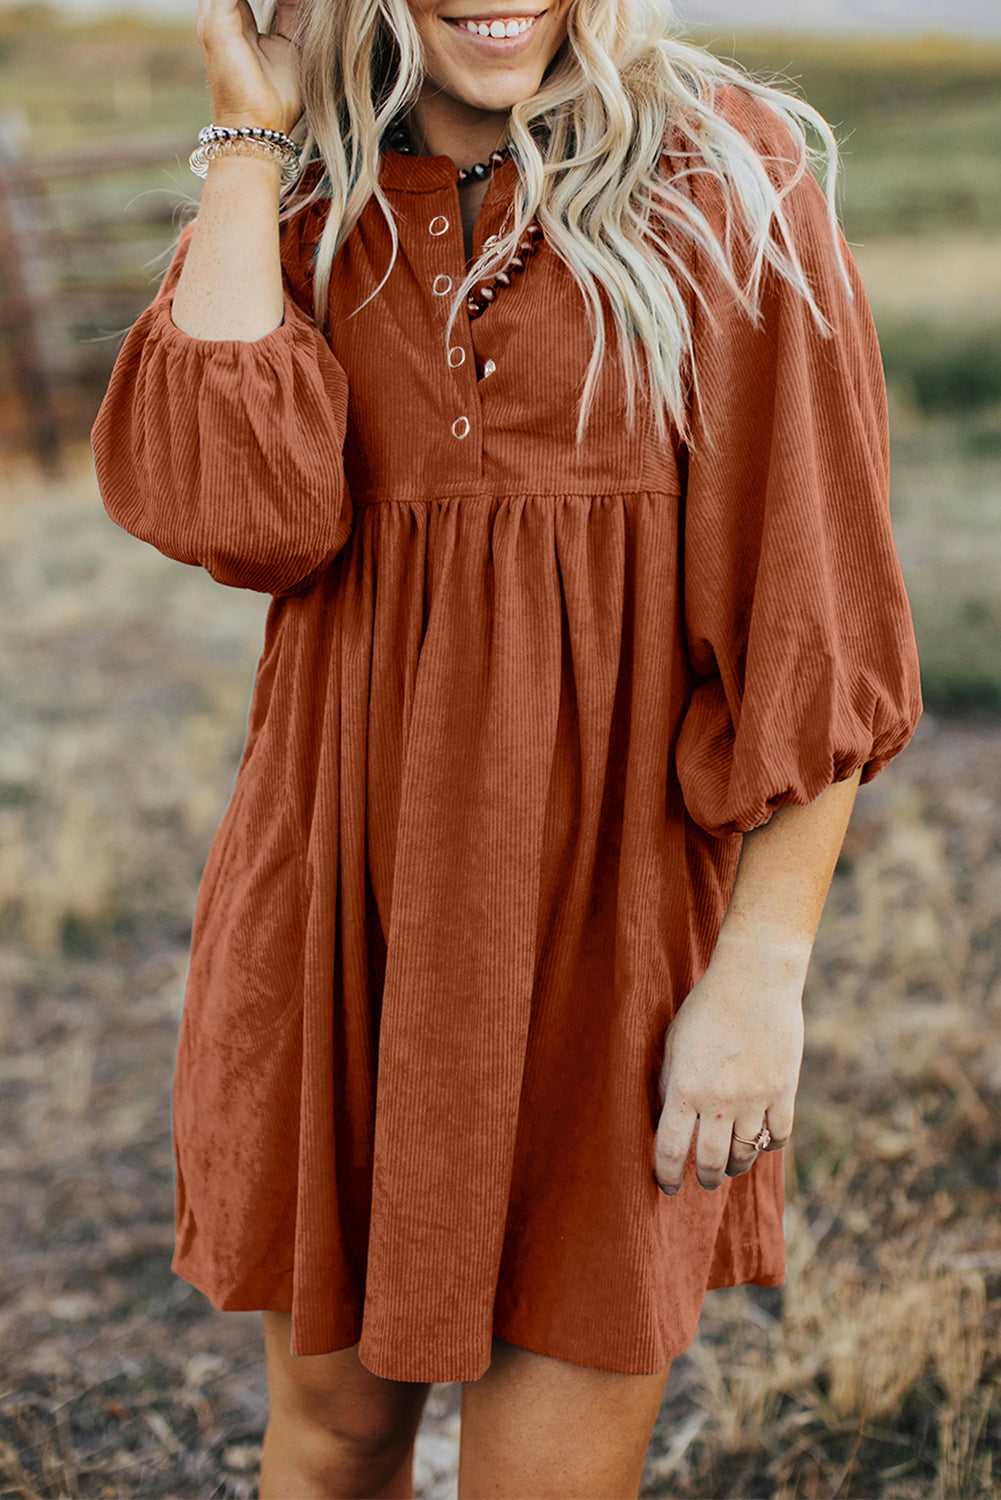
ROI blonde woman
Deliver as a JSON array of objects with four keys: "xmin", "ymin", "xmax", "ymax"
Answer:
[{"xmin": 91, "ymin": 0, "xmax": 923, "ymax": 1493}]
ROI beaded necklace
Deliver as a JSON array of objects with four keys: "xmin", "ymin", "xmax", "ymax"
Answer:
[
  {"xmin": 384, "ymin": 116, "xmax": 543, "ymax": 320},
  {"xmin": 384, "ymin": 115, "xmax": 512, "ymax": 185}
]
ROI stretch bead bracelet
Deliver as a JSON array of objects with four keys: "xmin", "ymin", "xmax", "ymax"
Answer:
[{"xmin": 189, "ymin": 124, "xmax": 303, "ymax": 187}]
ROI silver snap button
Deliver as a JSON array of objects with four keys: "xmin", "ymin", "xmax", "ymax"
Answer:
[
  {"xmin": 429, "ymin": 215, "xmax": 449, "ymax": 235},
  {"xmin": 452, "ymin": 416, "xmax": 470, "ymax": 439},
  {"xmin": 448, "ymin": 345, "xmax": 466, "ymax": 368},
  {"xmin": 483, "ymin": 359, "xmax": 496, "ymax": 376},
  {"xmin": 433, "ymin": 273, "xmax": 453, "ymax": 295}
]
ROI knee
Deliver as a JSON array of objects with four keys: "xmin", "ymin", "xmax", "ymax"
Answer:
[
  {"xmin": 263, "ymin": 1403, "xmax": 417, "ymax": 1494},
  {"xmin": 260, "ymin": 1319, "xmax": 428, "ymax": 1492},
  {"xmin": 271, "ymin": 1397, "xmax": 417, "ymax": 1461}
]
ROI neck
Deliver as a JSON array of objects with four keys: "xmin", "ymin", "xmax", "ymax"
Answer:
[{"xmin": 404, "ymin": 91, "xmax": 511, "ymax": 168}]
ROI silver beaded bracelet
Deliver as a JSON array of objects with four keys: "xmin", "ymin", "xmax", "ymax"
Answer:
[{"xmin": 189, "ymin": 123, "xmax": 303, "ymax": 187}]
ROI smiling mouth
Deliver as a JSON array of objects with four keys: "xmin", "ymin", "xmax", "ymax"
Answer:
[{"xmin": 442, "ymin": 12, "xmax": 545, "ymax": 42}]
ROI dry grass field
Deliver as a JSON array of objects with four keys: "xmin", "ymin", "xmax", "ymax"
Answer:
[{"xmin": 1, "ymin": 11, "xmax": 999, "ymax": 1500}]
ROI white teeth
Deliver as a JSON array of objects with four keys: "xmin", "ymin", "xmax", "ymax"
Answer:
[{"xmin": 460, "ymin": 15, "xmax": 534, "ymax": 36}]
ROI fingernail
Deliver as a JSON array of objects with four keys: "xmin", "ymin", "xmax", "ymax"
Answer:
[{"xmin": 661, "ymin": 1185, "xmax": 678, "ymax": 1196}]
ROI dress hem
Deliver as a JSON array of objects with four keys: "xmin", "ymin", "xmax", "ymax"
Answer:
[{"xmin": 169, "ymin": 1246, "xmax": 787, "ymax": 1382}]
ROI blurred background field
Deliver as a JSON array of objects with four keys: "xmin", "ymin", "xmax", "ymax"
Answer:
[{"xmin": 0, "ymin": 6, "xmax": 999, "ymax": 1499}]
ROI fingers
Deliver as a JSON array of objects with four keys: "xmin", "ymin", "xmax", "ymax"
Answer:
[
  {"xmin": 653, "ymin": 1102, "xmax": 696, "ymax": 1196},
  {"xmin": 727, "ymin": 1111, "xmax": 774, "ymax": 1176},
  {"xmin": 689, "ymin": 1112, "xmax": 747, "ymax": 1190},
  {"xmin": 271, "ymin": 0, "xmax": 301, "ymax": 46},
  {"xmin": 654, "ymin": 1102, "xmax": 784, "ymax": 1194},
  {"xmin": 757, "ymin": 1103, "xmax": 793, "ymax": 1153},
  {"xmin": 196, "ymin": 0, "xmax": 249, "ymax": 41},
  {"xmin": 274, "ymin": 0, "xmax": 301, "ymax": 36}
]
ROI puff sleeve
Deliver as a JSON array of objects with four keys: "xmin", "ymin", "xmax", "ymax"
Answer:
[
  {"xmin": 673, "ymin": 87, "xmax": 923, "ymax": 838},
  {"xmin": 90, "ymin": 203, "xmax": 352, "ymax": 597}
]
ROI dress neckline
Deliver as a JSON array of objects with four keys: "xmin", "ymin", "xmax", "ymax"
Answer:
[
  {"xmin": 288, "ymin": 146, "xmax": 519, "ymax": 199},
  {"xmin": 377, "ymin": 142, "xmax": 519, "ymax": 196}
]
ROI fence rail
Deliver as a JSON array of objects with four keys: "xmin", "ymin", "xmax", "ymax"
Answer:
[{"xmin": 0, "ymin": 114, "xmax": 195, "ymax": 477}]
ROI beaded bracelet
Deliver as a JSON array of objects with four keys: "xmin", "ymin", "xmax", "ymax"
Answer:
[{"xmin": 189, "ymin": 124, "xmax": 303, "ymax": 187}]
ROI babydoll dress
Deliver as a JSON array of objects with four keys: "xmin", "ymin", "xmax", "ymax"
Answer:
[{"xmin": 91, "ymin": 82, "xmax": 923, "ymax": 1383}]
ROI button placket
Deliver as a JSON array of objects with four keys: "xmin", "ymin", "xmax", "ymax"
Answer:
[{"xmin": 425, "ymin": 207, "xmax": 479, "ymax": 441}]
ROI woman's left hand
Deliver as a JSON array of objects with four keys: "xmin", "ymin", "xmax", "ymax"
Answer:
[{"xmin": 653, "ymin": 930, "xmax": 810, "ymax": 1194}]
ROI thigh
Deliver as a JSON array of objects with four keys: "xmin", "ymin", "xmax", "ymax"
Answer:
[
  {"xmin": 261, "ymin": 1311, "xmax": 432, "ymax": 1446},
  {"xmin": 458, "ymin": 1337, "xmax": 672, "ymax": 1499}
]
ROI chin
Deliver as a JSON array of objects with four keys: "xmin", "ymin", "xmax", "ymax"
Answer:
[{"xmin": 443, "ymin": 67, "xmax": 545, "ymax": 113}]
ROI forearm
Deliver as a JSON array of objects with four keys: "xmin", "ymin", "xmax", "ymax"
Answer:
[
  {"xmin": 714, "ymin": 767, "xmax": 863, "ymax": 963},
  {"xmin": 171, "ymin": 152, "xmax": 285, "ymax": 342}
]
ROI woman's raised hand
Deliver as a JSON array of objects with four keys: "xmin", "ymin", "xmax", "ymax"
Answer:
[
  {"xmin": 196, "ymin": 0, "xmax": 304, "ymax": 136},
  {"xmin": 653, "ymin": 930, "xmax": 808, "ymax": 1194}
]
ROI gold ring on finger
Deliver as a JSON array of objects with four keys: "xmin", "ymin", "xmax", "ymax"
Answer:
[{"xmin": 732, "ymin": 1122, "xmax": 771, "ymax": 1151}]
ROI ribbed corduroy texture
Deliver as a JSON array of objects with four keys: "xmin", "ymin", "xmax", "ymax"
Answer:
[{"xmin": 90, "ymin": 82, "xmax": 923, "ymax": 1382}]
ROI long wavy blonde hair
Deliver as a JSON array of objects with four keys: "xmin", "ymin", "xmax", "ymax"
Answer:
[{"xmin": 232, "ymin": 0, "xmax": 853, "ymax": 448}]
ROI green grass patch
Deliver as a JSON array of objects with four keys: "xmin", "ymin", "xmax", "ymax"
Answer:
[{"xmin": 880, "ymin": 323, "xmax": 1001, "ymax": 414}]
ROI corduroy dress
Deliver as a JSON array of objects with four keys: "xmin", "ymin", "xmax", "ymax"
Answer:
[{"xmin": 90, "ymin": 81, "xmax": 923, "ymax": 1383}]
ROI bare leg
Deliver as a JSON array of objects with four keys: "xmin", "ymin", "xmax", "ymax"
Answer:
[
  {"xmin": 457, "ymin": 1337, "xmax": 672, "ymax": 1499},
  {"xmin": 258, "ymin": 1311, "xmax": 432, "ymax": 1500}
]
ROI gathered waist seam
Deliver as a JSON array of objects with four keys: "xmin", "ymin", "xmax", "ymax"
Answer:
[{"xmin": 350, "ymin": 486, "xmax": 682, "ymax": 509}]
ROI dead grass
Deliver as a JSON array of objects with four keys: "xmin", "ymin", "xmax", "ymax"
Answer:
[{"xmin": 0, "ymin": 447, "xmax": 998, "ymax": 1499}]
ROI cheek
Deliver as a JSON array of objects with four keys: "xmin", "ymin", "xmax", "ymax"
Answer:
[
  {"xmin": 404, "ymin": 0, "xmax": 441, "ymax": 48},
  {"xmin": 543, "ymin": 8, "xmax": 571, "ymax": 62},
  {"xmin": 414, "ymin": 4, "xmax": 450, "ymax": 58}
]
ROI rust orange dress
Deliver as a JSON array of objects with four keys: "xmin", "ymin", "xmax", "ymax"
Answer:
[{"xmin": 91, "ymin": 82, "xmax": 923, "ymax": 1382}]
